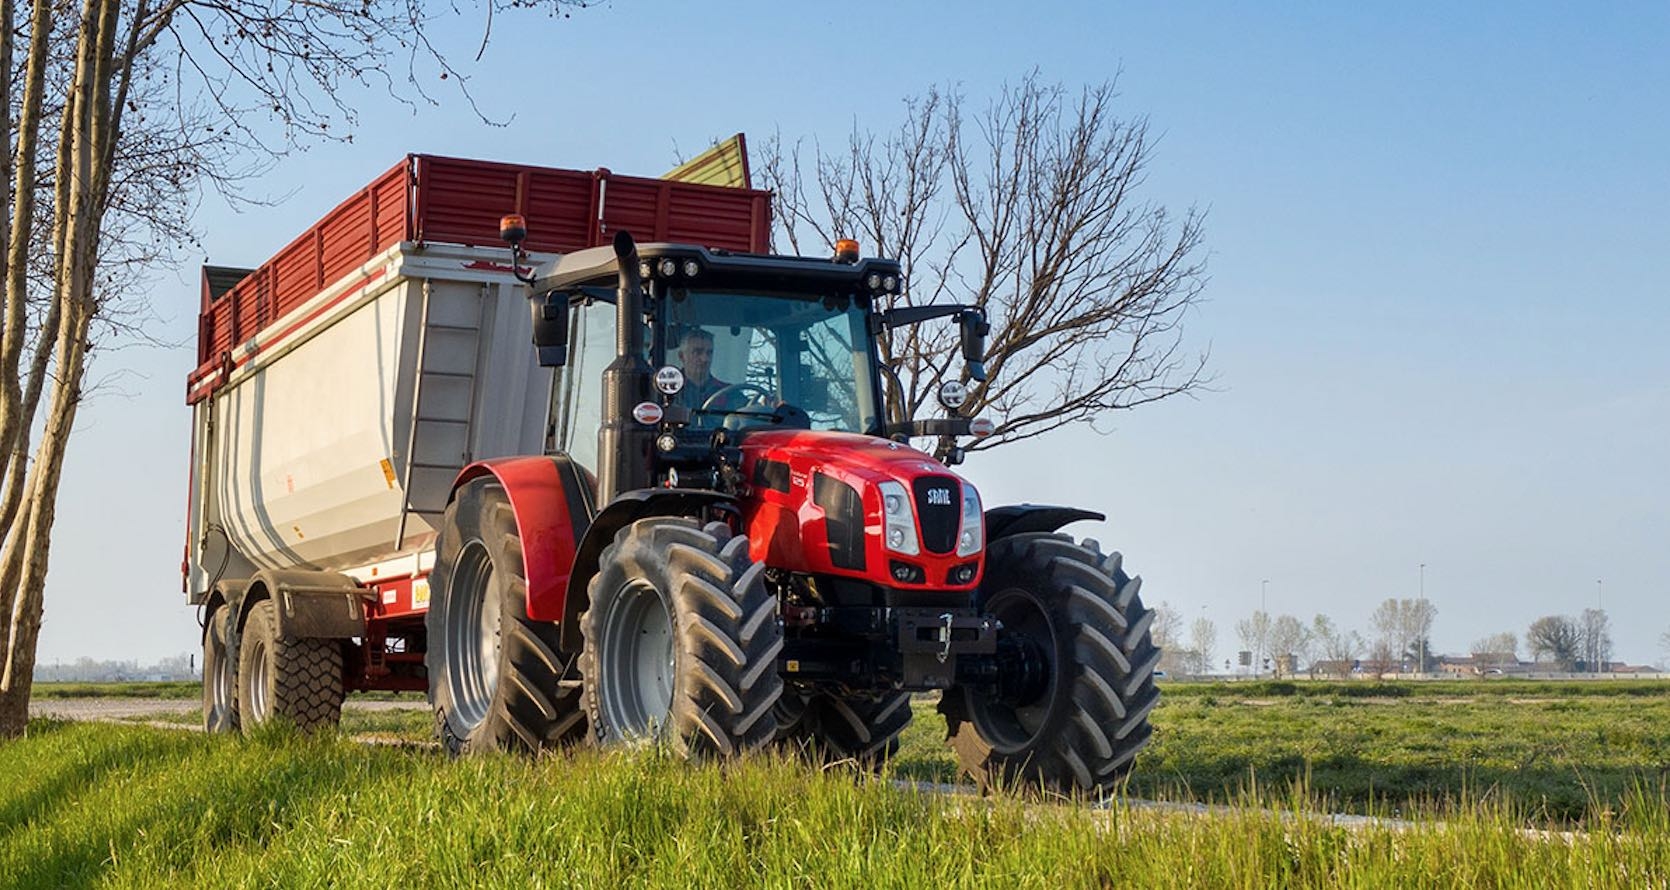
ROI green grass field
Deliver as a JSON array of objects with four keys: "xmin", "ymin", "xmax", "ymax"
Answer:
[{"xmin": 8, "ymin": 680, "xmax": 1669, "ymax": 887}]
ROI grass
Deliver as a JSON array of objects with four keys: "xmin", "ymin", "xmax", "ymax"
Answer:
[
  {"xmin": 3, "ymin": 718, "xmax": 1669, "ymax": 889},
  {"xmin": 82, "ymin": 680, "xmax": 1670, "ymax": 826},
  {"xmin": 30, "ymin": 681, "xmax": 199, "ymax": 700}
]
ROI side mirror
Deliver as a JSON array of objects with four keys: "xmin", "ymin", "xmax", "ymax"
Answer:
[
  {"xmin": 530, "ymin": 291, "xmax": 569, "ymax": 367},
  {"xmin": 959, "ymin": 309, "xmax": 990, "ymax": 383}
]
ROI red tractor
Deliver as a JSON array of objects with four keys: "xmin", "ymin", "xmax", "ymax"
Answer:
[{"xmin": 423, "ymin": 223, "xmax": 1161, "ymax": 793}]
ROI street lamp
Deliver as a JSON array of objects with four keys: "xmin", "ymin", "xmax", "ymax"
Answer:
[
  {"xmin": 1260, "ymin": 579, "xmax": 1269, "ymax": 678},
  {"xmin": 1418, "ymin": 563, "xmax": 1425, "ymax": 677}
]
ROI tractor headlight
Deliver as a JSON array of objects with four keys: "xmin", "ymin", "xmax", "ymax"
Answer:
[
  {"xmin": 681, "ymin": 258, "xmax": 701, "ymax": 278},
  {"xmin": 956, "ymin": 483, "xmax": 984, "ymax": 558},
  {"xmin": 657, "ymin": 258, "xmax": 678, "ymax": 278},
  {"xmin": 878, "ymin": 481, "xmax": 919, "ymax": 556}
]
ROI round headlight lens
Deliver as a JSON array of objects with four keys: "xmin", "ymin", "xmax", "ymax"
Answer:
[
  {"xmin": 884, "ymin": 493, "xmax": 905, "ymax": 514},
  {"xmin": 866, "ymin": 272, "xmax": 882, "ymax": 291},
  {"xmin": 887, "ymin": 527, "xmax": 906, "ymax": 547},
  {"xmin": 657, "ymin": 258, "xmax": 678, "ymax": 277},
  {"xmin": 682, "ymin": 259, "xmax": 700, "ymax": 277},
  {"xmin": 882, "ymin": 275, "xmax": 897, "ymax": 292},
  {"xmin": 938, "ymin": 380, "xmax": 968, "ymax": 410}
]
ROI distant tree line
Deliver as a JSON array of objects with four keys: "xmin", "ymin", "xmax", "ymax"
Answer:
[{"xmin": 1149, "ymin": 597, "xmax": 1629, "ymax": 679}]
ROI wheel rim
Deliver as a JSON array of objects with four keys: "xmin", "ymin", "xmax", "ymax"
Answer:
[
  {"xmin": 246, "ymin": 636, "xmax": 271, "ymax": 722},
  {"xmin": 211, "ymin": 640, "xmax": 234, "ymax": 716},
  {"xmin": 444, "ymin": 540, "xmax": 502, "ymax": 732},
  {"xmin": 967, "ymin": 588, "xmax": 1059, "ymax": 753},
  {"xmin": 598, "ymin": 579, "xmax": 676, "ymax": 739}
]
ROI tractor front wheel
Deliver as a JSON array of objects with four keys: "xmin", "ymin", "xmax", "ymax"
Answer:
[
  {"xmin": 581, "ymin": 517, "xmax": 782, "ymax": 758},
  {"xmin": 941, "ymin": 533, "xmax": 1161, "ymax": 797}
]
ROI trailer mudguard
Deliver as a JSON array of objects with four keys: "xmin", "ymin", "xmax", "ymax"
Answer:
[
  {"xmin": 241, "ymin": 569, "xmax": 366, "ymax": 639},
  {"xmin": 451, "ymin": 454, "xmax": 594, "ymax": 624},
  {"xmin": 558, "ymin": 488, "xmax": 739, "ymax": 652},
  {"xmin": 984, "ymin": 505, "xmax": 1106, "ymax": 542}
]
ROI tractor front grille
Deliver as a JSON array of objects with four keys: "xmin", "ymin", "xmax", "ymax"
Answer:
[{"xmin": 912, "ymin": 475, "xmax": 960, "ymax": 554}]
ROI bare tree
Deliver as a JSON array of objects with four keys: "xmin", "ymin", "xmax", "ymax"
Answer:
[
  {"xmin": 1369, "ymin": 597, "xmax": 1437, "ymax": 672},
  {"xmin": 1150, "ymin": 600, "xmax": 1187, "ymax": 675},
  {"xmin": 1311, "ymin": 615, "xmax": 1361, "ymax": 678},
  {"xmin": 0, "ymin": 0, "xmax": 595, "ymax": 738},
  {"xmin": 1364, "ymin": 639, "xmax": 1397, "ymax": 679},
  {"xmin": 1527, "ymin": 615, "xmax": 1581, "ymax": 671},
  {"xmin": 1235, "ymin": 610, "xmax": 1271, "ymax": 676},
  {"xmin": 1471, "ymin": 631, "xmax": 1519, "ymax": 668},
  {"xmin": 1578, "ymin": 609, "xmax": 1612, "ymax": 673},
  {"xmin": 760, "ymin": 73, "xmax": 1209, "ymax": 454},
  {"xmin": 1188, "ymin": 616, "xmax": 1217, "ymax": 677},
  {"xmin": 1267, "ymin": 614, "xmax": 1310, "ymax": 679}
]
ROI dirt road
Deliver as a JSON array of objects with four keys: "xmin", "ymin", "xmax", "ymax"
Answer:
[{"xmin": 31, "ymin": 697, "xmax": 426, "ymax": 722}]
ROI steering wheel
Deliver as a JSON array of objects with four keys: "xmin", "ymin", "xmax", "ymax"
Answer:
[{"xmin": 699, "ymin": 382, "xmax": 772, "ymax": 413}]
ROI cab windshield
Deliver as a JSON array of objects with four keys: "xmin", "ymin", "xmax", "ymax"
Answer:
[{"xmin": 659, "ymin": 290, "xmax": 878, "ymax": 434}]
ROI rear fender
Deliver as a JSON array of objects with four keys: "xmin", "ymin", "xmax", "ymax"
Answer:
[
  {"xmin": 559, "ymin": 488, "xmax": 739, "ymax": 652},
  {"xmin": 985, "ymin": 505, "xmax": 1105, "ymax": 542},
  {"xmin": 239, "ymin": 569, "xmax": 365, "ymax": 639},
  {"xmin": 451, "ymin": 455, "xmax": 594, "ymax": 624}
]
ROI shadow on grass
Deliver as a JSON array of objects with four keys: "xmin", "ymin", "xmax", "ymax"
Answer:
[
  {"xmin": 0, "ymin": 721, "xmax": 429, "ymax": 889},
  {"xmin": 0, "ymin": 719, "xmax": 189, "ymax": 845},
  {"xmin": 1127, "ymin": 748, "xmax": 1670, "ymax": 825}
]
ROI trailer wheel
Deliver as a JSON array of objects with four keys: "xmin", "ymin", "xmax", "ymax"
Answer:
[
  {"xmin": 775, "ymin": 689, "xmax": 913, "ymax": 766},
  {"xmin": 427, "ymin": 479, "xmax": 585, "ymax": 755},
  {"xmin": 581, "ymin": 518, "xmax": 782, "ymax": 758},
  {"xmin": 941, "ymin": 533, "xmax": 1161, "ymax": 797},
  {"xmin": 203, "ymin": 607, "xmax": 238, "ymax": 733},
  {"xmin": 236, "ymin": 599, "xmax": 345, "ymax": 732}
]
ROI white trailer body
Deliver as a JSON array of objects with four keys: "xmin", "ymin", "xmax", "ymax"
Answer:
[{"xmin": 185, "ymin": 243, "xmax": 550, "ymax": 598}]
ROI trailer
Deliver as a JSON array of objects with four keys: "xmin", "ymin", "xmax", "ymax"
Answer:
[{"xmin": 186, "ymin": 155, "xmax": 772, "ymax": 726}]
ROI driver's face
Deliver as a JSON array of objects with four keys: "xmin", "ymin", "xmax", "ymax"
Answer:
[{"xmin": 679, "ymin": 337, "xmax": 713, "ymax": 382}]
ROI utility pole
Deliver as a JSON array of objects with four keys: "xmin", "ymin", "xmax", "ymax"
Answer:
[
  {"xmin": 1260, "ymin": 579, "xmax": 1269, "ymax": 678},
  {"xmin": 1418, "ymin": 563, "xmax": 1426, "ymax": 678}
]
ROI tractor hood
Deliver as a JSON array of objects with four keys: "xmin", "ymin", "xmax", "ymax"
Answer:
[{"xmin": 736, "ymin": 430, "xmax": 984, "ymax": 590}]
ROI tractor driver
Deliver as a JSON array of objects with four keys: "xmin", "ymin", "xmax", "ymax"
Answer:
[{"xmin": 675, "ymin": 327, "xmax": 731, "ymax": 412}]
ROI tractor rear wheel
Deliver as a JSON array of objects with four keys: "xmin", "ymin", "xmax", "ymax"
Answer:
[
  {"xmin": 202, "ymin": 607, "xmax": 238, "ymax": 733},
  {"xmin": 236, "ymin": 599, "xmax": 345, "ymax": 732},
  {"xmin": 941, "ymin": 533, "xmax": 1160, "ymax": 797},
  {"xmin": 581, "ymin": 518, "xmax": 782, "ymax": 758},
  {"xmin": 775, "ymin": 689, "xmax": 913, "ymax": 766},
  {"xmin": 427, "ymin": 478, "xmax": 586, "ymax": 755}
]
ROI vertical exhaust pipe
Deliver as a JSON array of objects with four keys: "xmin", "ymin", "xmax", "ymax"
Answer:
[{"xmin": 597, "ymin": 231, "xmax": 653, "ymax": 502}]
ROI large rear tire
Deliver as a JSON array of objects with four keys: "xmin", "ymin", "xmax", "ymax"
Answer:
[
  {"xmin": 236, "ymin": 599, "xmax": 345, "ymax": 732},
  {"xmin": 941, "ymin": 533, "xmax": 1160, "ymax": 797},
  {"xmin": 775, "ymin": 688, "xmax": 912, "ymax": 766},
  {"xmin": 427, "ymin": 478, "xmax": 585, "ymax": 755},
  {"xmin": 202, "ymin": 607, "xmax": 238, "ymax": 733},
  {"xmin": 581, "ymin": 518, "xmax": 782, "ymax": 758}
]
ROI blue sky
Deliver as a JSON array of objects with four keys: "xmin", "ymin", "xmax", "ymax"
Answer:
[{"xmin": 38, "ymin": 2, "xmax": 1669, "ymax": 667}]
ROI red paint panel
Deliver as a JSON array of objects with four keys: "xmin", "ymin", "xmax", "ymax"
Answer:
[
  {"xmin": 452, "ymin": 458, "xmax": 581, "ymax": 623},
  {"xmin": 190, "ymin": 154, "xmax": 770, "ymax": 400},
  {"xmin": 738, "ymin": 429, "xmax": 983, "ymax": 591}
]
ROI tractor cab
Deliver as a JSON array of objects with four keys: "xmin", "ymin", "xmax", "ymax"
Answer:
[{"xmin": 507, "ymin": 226, "xmax": 992, "ymax": 502}]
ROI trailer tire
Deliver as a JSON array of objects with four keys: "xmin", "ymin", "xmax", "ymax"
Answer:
[
  {"xmin": 236, "ymin": 598, "xmax": 345, "ymax": 732},
  {"xmin": 941, "ymin": 533, "xmax": 1160, "ymax": 797},
  {"xmin": 775, "ymin": 689, "xmax": 913, "ymax": 766},
  {"xmin": 581, "ymin": 518, "xmax": 782, "ymax": 758},
  {"xmin": 427, "ymin": 479, "xmax": 585, "ymax": 756},
  {"xmin": 203, "ymin": 608, "xmax": 238, "ymax": 734}
]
